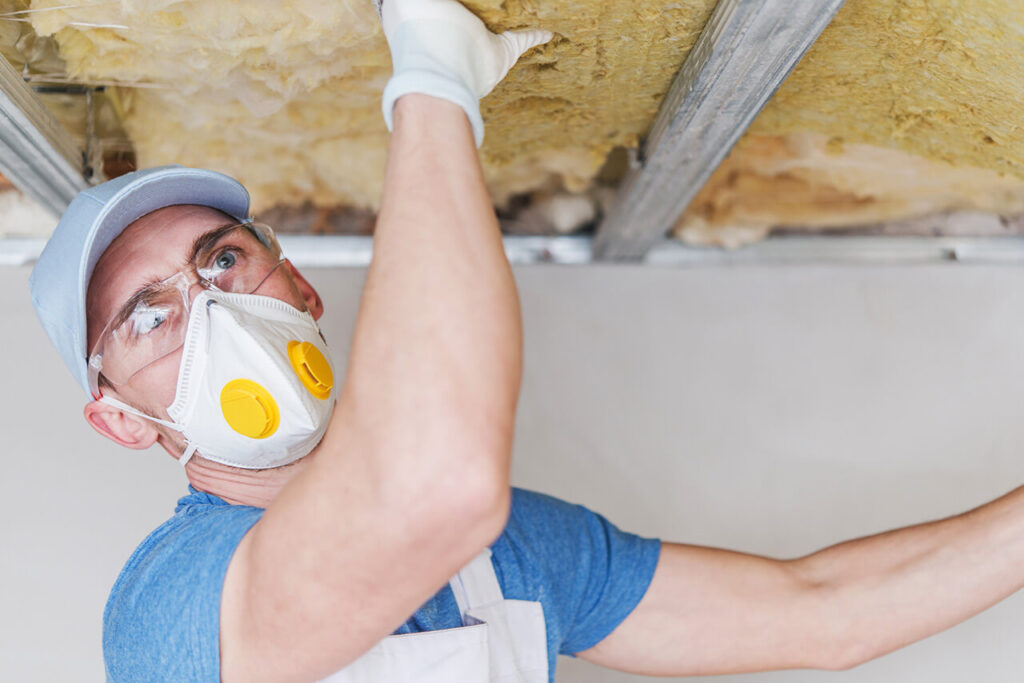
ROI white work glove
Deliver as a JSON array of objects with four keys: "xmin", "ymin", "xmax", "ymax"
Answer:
[{"xmin": 375, "ymin": 0, "xmax": 552, "ymax": 146}]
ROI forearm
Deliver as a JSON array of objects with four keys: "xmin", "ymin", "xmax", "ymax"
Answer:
[
  {"xmin": 581, "ymin": 486, "xmax": 1024, "ymax": 677},
  {"xmin": 790, "ymin": 484, "xmax": 1024, "ymax": 668},
  {"xmin": 342, "ymin": 94, "xmax": 522, "ymax": 493}
]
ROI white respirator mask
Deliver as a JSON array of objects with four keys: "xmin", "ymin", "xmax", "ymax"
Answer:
[{"xmin": 103, "ymin": 290, "xmax": 336, "ymax": 469}]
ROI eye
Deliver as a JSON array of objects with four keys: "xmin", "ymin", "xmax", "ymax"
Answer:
[
  {"xmin": 128, "ymin": 305, "xmax": 169, "ymax": 337},
  {"xmin": 214, "ymin": 250, "xmax": 237, "ymax": 272}
]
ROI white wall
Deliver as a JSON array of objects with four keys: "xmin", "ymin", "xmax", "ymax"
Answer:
[{"xmin": 3, "ymin": 262, "xmax": 1024, "ymax": 681}]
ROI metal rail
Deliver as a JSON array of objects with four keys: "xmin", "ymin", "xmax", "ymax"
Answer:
[
  {"xmin": 7, "ymin": 234, "xmax": 1024, "ymax": 268},
  {"xmin": 592, "ymin": 0, "xmax": 846, "ymax": 260},
  {"xmin": 0, "ymin": 54, "xmax": 89, "ymax": 216}
]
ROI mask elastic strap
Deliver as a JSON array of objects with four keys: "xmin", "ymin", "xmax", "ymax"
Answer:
[
  {"xmin": 99, "ymin": 396, "xmax": 196, "ymax": 468},
  {"xmin": 179, "ymin": 443, "xmax": 199, "ymax": 468}
]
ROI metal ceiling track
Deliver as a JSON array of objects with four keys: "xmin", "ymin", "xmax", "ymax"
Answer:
[
  {"xmin": 0, "ymin": 54, "xmax": 90, "ymax": 217},
  {"xmin": 7, "ymin": 234, "xmax": 1024, "ymax": 269},
  {"xmin": 593, "ymin": 0, "xmax": 847, "ymax": 261}
]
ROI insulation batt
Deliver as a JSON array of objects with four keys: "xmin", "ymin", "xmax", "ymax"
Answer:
[
  {"xmin": 25, "ymin": 0, "xmax": 714, "ymax": 212},
  {"xmin": 676, "ymin": 0, "xmax": 1024, "ymax": 245},
  {"xmin": 677, "ymin": 132, "xmax": 1024, "ymax": 247},
  {"xmin": 20, "ymin": 0, "xmax": 1024, "ymax": 240}
]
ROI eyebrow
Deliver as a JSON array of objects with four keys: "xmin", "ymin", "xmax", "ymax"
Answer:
[
  {"xmin": 109, "ymin": 279, "xmax": 166, "ymax": 331},
  {"xmin": 186, "ymin": 222, "xmax": 243, "ymax": 268},
  {"xmin": 107, "ymin": 222, "xmax": 241, "ymax": 331}
]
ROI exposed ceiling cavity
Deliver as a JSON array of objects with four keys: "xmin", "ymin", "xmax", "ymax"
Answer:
[{"xmin": 2, "ymin": 0, "xmax": 1023, "ymax": 245}]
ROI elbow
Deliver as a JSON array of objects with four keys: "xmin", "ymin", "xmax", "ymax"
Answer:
[
  {"xmin": 413, "ymin": 457, "xmax": 511, "ymax": 555},
  {"xmin": 828, "ymin": 633, "xmax": 898, "ymax": 672},
  {"xmin": 420, "ymin": 415, "xmax": 515, "ymax": 540},
  {"xmin": 793, "ymin": 618, "xmax": 877, "ymax": 672},
  {"xmin": 342, "ymin": 391, "xmax": 516, "ymax": 548},
  {"xmin": 444, "ymin": 441, "xmax": 512, "ymax": 537},
  {"xmin": 460, "ymin": 470, "xmax": 512, "ymax": 543},
  {"xmin": 389, "ymin": 439, "xmax": 512, "ymax": 547},
  {"xmin": 808, "ymin": 612, "xmax": 885, "ymax": 671},
  {"xmin": 786, "ymin": 560, "xmax": 879, "ymax": 673},
  {"xmin": 816, "ymin": 644, "xmax": 873, "ymax": 672}
]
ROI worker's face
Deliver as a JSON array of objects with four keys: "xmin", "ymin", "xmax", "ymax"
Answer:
[{"xmin": 85, "ymin": 205, "xmax": 323, "ymax": 429}]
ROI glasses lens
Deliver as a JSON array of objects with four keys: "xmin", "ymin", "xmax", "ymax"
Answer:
[
  {"xmin": 92, "ymin": 282, "xmax": 189, "ymax": 388},
  {"xmin": 196, "ymin": 223, "xmax": 283, "ymax": 294},
  {"xmin": 88, "ymin": 222, "xmax": 286, "ymax": 396}
]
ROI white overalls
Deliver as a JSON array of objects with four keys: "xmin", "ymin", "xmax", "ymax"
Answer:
[{"xmin": 322, "ymin": 549, "xmax": 549, "ymax": 682}]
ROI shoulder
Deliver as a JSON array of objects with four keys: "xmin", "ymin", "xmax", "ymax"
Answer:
[
  {"xmin": 496, "ymin": 487, "xmax": 660, "ymax": 589},
  {"xmin": 493, "ymin": 488, "xmax": 662, "ymax": 656},
  {"xmin": 500, "ymin": 487, "xmax": 659, "ymax": 563},
  {"xmin": 103, "ymin": 489, "xmax": 264, "ymax": 682}
]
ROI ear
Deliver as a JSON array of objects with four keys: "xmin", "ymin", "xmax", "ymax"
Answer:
[
  {"xmin": 285, "ymin": 259, "xmax": 324, "ymax": 320},
  {"xmin": 83, "ymin": 399, "xmax": 160, "ymax": 450}
]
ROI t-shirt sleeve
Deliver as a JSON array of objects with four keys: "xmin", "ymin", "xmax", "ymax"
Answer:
[
  {"xmin": 102, "ymin": 504, "xmax": 264, "ymax": 682},
  {"xmin": 494, "ymin": 489, "xmax": 662, "ymax": 657}
]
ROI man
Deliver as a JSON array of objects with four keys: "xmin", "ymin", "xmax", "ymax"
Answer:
[{"xmin": 27, "ymin": 1, "xmax": 1024, "ymax": 681}]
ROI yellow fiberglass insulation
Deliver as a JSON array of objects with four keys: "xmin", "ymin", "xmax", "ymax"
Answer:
[
  {"xmin": 26, "ymin": 0, "xmax": 716, "ymax": 212},
  {"xmin": 20, "ymin": 0, "xmax": 1024, "ymax": 239},
  {"xmin": 675, "ymin": 0, "xmax": 1024, "ymax": 244}
]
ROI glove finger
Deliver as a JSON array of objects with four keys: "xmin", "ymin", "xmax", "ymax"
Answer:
[{"xmin": 500, "ymin": 29, "xmax": 554, "ymax": 62}]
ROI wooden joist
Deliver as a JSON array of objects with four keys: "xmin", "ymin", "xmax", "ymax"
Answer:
[{"xmin": 592, "ymin": 0, "xmax": 847, "ymax": 260}]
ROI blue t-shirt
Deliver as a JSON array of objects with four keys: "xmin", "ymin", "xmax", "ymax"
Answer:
[{"xmin": 103, "ymin": 487, "xmax": 661, "ymax": 682}]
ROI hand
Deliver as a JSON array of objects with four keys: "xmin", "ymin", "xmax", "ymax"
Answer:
[{"xmin": 377, "ymin": 0, "xmax": 552, "ymax": 146}]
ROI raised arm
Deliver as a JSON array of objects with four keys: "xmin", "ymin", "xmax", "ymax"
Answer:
[
  {"xmin": 218, "ymin": 3, "xmax": 550, "ymax": 681},
  {"xmin": 580, "ymin": 485, "xmax": 1024, "ymax": 676}
]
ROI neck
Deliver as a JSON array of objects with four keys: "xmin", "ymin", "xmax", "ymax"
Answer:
[{"xmin": 183, "ymin": 454, "xmax": 310, "ymax": 507}]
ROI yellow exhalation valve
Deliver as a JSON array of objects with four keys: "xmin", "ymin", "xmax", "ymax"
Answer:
[
  {"xmin": 288, "ymin": 341, "xmax": 334, "ymax": 400},
  {"xmin": 220, "ymin": 379, "xmax": 281, "ymax": 439}
]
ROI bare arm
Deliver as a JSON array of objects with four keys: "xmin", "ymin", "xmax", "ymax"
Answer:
[
  {"xmin": 220, "ymin": 95, "xmax": 522, "ymax": 682},
  {"xmin": 580, "ymin": 485, "xmax": 1024, "ymax": 676}
]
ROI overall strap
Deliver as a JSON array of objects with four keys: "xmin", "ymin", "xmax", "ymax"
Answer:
[{"xmin": 450, "ymin": 548, "xmax": 503, "ymax": 621}]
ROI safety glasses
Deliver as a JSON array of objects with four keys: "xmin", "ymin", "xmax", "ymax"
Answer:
[{"xmin": 87, "ymin": 221, "xmax": 287, "ymax": 397}]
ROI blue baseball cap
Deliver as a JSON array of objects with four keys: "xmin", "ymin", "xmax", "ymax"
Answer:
[{"xmin": 28, "ymin": 165, "xmax": 251, "ymax": 397}]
